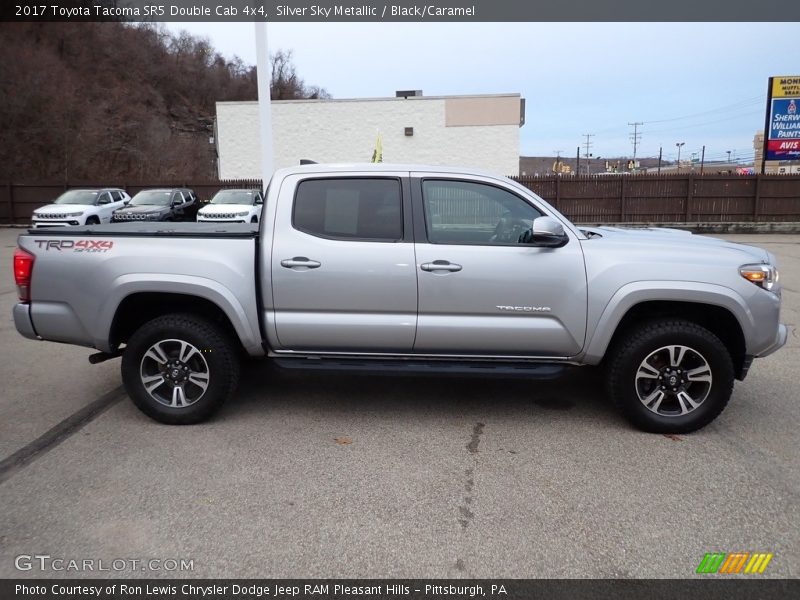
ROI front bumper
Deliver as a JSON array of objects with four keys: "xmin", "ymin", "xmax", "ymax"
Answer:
[
  {"xmin": 757, "ymin": 323, "xmax": 788, "ymax": 358},
  {"xmin": 197, "ymin": 218, "xmax": 248, "ymax": 223},
  {"xmin": 13, "ymin": 303, "xmax": 38, "ymax": 340},
  {"xmin": 32, "ymin": 220, "xmax": 80, "ymax": 228}
]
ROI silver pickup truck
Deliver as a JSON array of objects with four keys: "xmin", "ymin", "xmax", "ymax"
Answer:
[{"xmin": 12, "ymin": 164, "xmax": 787, "ymax": 432}]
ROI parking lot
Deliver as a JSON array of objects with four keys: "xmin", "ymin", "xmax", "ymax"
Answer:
[{"xmin": 0, "ymin": 225, "xmax": 797, "ymax": 579}]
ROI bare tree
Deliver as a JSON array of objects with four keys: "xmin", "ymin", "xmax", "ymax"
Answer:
[{"xmin": 270, "ymin": 50, "xmax": 331, "ymax": 100}]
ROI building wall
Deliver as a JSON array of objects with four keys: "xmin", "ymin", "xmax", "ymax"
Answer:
[{"xmin": 216, "ymin": 95, "xmax": 521, "ymax": 179}]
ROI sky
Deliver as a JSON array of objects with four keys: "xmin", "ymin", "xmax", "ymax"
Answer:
[{"xmin": 164, "ymin": 22, "xmax": 797, "ymax": 163}]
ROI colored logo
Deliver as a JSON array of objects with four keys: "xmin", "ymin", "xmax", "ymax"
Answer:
[{"xmin": 696, "ymin": 552, "xmax": 773, "ymax": 574}]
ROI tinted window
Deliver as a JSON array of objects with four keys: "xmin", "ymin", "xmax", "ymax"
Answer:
[
  {"xmin": 172, "ymin": 192, "xmax": 184, "ymax": 204},
  {"xmin": 110, "ymin": 191, "xmax": 122, "ymax": 201},
  {"xmin": 96, "ymin": 192, "xmax": 111, "ymax": 205},
  {"xmin": 422, "ymin": 180, "xmax": 542, "ymax": 245},
  {"xmin": 293, "ymin": 178, "xmax": 402, "ymax": 241}
]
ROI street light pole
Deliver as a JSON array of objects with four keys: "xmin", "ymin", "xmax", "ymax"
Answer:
[{"xmin": 676, "ymin": 142, "xmax": 685, "ymax": 171}]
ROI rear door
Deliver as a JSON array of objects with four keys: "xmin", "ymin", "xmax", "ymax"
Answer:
[
  {"xmin": 412, "ymin": 174, "xmax": 587, "ymax": 357},
  {"xmin": 270, "ymin": 172, "xmax": 417, "ymax": 352}
]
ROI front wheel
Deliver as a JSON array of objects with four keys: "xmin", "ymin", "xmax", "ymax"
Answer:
[
  {"xmin": 121, "ymin": 314, "xmax": 240, "ymax": 424},
  {"xmin": 606, "ymin": 319, "xmax": 734, "ymax": 433}
]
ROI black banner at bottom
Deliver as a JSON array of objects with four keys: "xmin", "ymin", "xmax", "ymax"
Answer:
[{"xmin": 2, "ymin": 579, "xmax": 799, "ymax": 600}]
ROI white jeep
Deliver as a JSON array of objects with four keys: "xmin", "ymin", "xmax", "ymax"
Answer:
[{"xmin": 31, "ymin": 188, "xmax": 130, "ymax": 228}]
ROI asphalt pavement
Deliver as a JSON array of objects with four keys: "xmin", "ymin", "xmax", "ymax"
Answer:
[{"xmin": 0, "ymin": 227, "xmax": 797, "ymax": 578}]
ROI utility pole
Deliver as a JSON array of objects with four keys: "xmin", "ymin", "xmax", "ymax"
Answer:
[
  {"xmin": 657, "ymin": 146, "xmax": 662, "ymax": 174},
  {"xmin": 676, "ymin": 142, "xmax": 685, "ymax": 170},
  {"xmin": 576, "ymin": 146, "xmax": 581, "ymax": 176},
  {"xmin": 582, "ymin": 133, "xmax": 594, "ymax": 175},
  {"xmin": 700, "ymin": 145, "xmax": 705, "ymax": 175},
  {"xmin": 254, "ymin": 23, "xmax": 274, "ymax": 191},
  {"xmin": 628, "ymin": 122, "xmax": 643, "ymax": 171}
]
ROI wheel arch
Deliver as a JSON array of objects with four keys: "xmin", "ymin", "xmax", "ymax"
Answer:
[
  {"xmin": 100, "ymin": 277, "xmax": 264, "ymax": 357},
  {"xmin": 584, "ymin": 283, "xmax": 751, "ymax": 379}
]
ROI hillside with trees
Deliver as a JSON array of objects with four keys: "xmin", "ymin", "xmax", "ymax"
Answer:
[{"xmin": 0, "ymin": 23, "xmax": 328, "ymax": 182}]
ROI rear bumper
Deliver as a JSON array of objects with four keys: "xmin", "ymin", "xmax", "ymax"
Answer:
[
  {"xmin": 757, "ymin": 323, "xmax": 788, "ymax": 358},
  {"xmin": 13, "ymin": 303, "xmax": 38, "ymax": 340}
]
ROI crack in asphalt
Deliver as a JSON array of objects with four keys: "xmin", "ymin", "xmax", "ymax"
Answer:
[
  {"xmin": 455, "ymin": 422, "xmax": 485, "ymax": 574},
  {"xmin": 0, "ymin": 385, "xmax": 125, "ymax": 485}
]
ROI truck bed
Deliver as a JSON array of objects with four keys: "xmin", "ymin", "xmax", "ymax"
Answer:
[{"xmin": 16, "ymin": 222, "xmax": 264, "ymax": 356}]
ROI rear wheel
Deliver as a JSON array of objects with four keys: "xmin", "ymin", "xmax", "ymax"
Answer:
[
  {"xmin": 606, "ymin": 319, "xmax": 734, "ymax": 433},
  {"xmin": 121, "ymin": 313, "xmax": 240, "ymax": 424}
]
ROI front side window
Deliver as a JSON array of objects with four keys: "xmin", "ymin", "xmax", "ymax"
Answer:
[
  {"xmin": 422, "ymin": 180, "xmax": 542, "ymax": 245},
  {"xmin": 96, "ymin": 192, "xmax": 111, "ymax": 205},
  {"xmin": 171, "ymin": 192, "xmax": 184, "ymax": 205},
  {"xmin": 293, "ymin": 178, "xmax": 402, "ymax": 242}
]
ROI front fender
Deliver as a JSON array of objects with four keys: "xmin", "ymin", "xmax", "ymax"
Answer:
[{"xmin": 580, "ymin": 281, "xmax": 753, "ymax": 365}]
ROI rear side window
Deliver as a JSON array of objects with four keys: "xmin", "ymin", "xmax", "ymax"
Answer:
[
  {"xmin": 293, "ymin": 178, "xmax": 402, "ymax": 241},
  {"xmin": 110, "ymin": 191, "xmax": 122, "ymax": 201}
]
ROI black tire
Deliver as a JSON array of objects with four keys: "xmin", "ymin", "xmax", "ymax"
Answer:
[
  {"xmin": 121, "ymin": 313, "xmax": 240, "ymax": 424},
  {"xmin": 85, "ymin": 216, "xmax": 100, "ymax": 225},
  {"xmin": 606, "ymin": 319, "xmax": 734, "ymax": 433}
]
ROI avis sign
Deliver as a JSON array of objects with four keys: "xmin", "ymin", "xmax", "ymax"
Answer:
[{"xmin": 766, "ymin": 76, "xmax": 800, "ymax": 160}]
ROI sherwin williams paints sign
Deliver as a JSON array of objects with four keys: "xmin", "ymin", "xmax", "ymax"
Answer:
[{"xmin": 765, "ymin": 76, "xmax": 800, "ymax": 160}]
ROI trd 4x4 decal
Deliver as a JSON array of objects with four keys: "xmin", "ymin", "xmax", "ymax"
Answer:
[{"xmin": 34, "ymin": 240, "xmax": 114, "ymax": 253}]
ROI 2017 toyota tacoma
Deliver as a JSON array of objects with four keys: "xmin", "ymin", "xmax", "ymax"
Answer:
[{"xmin": 12, "ymin": 164, "xmax": 787, "ymax": 432}]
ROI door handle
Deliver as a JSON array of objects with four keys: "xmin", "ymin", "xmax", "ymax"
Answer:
[
  {"xmin": 281, "ymin": 257, "xmax": 321, "ymax": 269},
  {"xmin": 421, "ymin": 260, "xmax": 462, "ymax": 272}
]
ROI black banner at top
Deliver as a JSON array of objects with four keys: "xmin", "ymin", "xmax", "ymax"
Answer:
[{"xmin": 2, "ymin": 0, "xmax": 800, "ymax": 22}]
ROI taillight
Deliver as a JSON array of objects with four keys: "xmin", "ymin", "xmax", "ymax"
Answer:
[{"xmin": 13, "ymin": 248, "xmax": 34, "ymax": 303}]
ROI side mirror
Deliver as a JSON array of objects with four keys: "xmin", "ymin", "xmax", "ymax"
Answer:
[{"xmin": 527, "ymin": 216, "xmax": 568, "ymax": 248}]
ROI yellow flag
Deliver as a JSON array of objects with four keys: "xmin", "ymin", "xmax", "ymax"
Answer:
[{"xmin": 371, "ymin": 134, "xmax": 383, "ymax": 163}]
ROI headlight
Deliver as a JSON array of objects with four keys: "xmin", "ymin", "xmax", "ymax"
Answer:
[
  {"xmin": 739, "ymin": 264, "xmax": 779, "ymax": 291},
  {"xmin": 235, "ymin": 211, "xmax": 249, "ymax": 217},
  {"xmin": 65, "ymin": 211, "xmax": 83, "ymax": 217}
]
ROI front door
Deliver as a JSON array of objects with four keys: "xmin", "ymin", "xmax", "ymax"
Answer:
[
  {"xmin": 271, "ymin": 173, "xmax": 417, "ymax": 352},
  {"xmin": 412, "ymin": 175, "xmax": 587, "ymax": 357}
]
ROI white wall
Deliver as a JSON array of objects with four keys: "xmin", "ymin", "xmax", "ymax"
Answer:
[{"xmin": 216, "ymin": 96, "xmax": 521, "ymax": 179}]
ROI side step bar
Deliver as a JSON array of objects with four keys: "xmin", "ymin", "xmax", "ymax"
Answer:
[{"xmin": 272, "ymin": 357, "xmax": 568, "ymax": 379}]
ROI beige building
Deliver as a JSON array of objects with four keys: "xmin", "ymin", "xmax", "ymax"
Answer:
[{"xmin": 215, "ymin": 92, "xmax": 526, "ymax": 179}]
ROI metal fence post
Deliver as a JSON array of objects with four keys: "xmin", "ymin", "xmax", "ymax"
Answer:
[
  {"xmin": 619, "ymin": 176, "xmax": 627, "ymax": 221},
  {"xmin": 684, "ymin": 174, "xmax": 695, "ymax": 222}
]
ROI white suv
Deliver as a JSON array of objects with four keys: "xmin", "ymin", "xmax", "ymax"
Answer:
[
  {"xmin": 197, "ymin": 189, "xmax": 264, "ymax": 223},
  {"xmin": 31, "ymin": 188, "xmax": 130, "ymax": 228}
]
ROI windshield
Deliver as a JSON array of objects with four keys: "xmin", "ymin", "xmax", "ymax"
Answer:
[
  {"xmin": 54, "ymin": 190, "xmax": 99, "ymax": 205},
  {"xmin": 210, "ymin": 190, "xmax": 256, "ymax": 205},
  {"xmin": 129, "ymin": 191, "xmax": 172, "ymax": 206}
]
